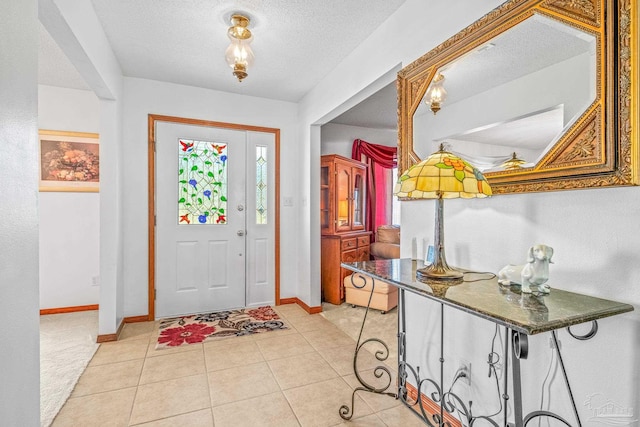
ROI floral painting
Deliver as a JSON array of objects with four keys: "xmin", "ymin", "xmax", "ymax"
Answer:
[
  {"xmin": 178, "ymin": 138, "xmax": 228, "ymax": 225},
  {"xmin": 39, "ymin": 130, "xmax": 100, "ymax": 192}
]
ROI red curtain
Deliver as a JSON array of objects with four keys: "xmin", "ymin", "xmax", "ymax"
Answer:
[{"xmin": 352, "ymin": 139, "xmax": 397, "ymax": 239}]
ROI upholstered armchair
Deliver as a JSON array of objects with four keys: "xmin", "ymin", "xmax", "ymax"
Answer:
[{"xmin": 369, "ymin": 225, "xmax": 400, "ymax": 260}]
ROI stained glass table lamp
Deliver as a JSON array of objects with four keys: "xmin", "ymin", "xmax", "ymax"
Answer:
[{"xmin": 394, "ymin": 144, "xmax": 492, "ymax": 282}]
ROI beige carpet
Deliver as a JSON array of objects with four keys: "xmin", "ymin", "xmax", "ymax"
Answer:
[{"xmin": 40, "ymin": 310, "xmax": 99, "ymax": 427}]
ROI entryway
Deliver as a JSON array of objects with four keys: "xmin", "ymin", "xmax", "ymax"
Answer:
[{"xmin": 148, "ymin": 115, "xmax": 280, "ymax": 319}]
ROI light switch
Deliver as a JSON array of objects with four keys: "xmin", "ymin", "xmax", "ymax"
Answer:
[{"xmin": 283, "ymin": 197, "xmax": 294, "ymax": 207}]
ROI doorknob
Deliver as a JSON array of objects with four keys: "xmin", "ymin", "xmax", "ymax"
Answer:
[{"xmin": 237, "ymin": 230, "xmax": 246, "ymax": 236}]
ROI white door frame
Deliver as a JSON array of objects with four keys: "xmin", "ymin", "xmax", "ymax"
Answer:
[{"xmin": 147, "ymin": 114, "xmax": 280, "ymax": 320}]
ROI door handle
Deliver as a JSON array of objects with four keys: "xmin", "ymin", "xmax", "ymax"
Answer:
[{"xmin": 237, "ymin": 230, "xmax": 246, "ymax": 236}]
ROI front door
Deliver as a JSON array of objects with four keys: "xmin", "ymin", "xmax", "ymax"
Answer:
[{"xmin": 155, "ymin": 122, "xmax": 275, "ymax": 318}]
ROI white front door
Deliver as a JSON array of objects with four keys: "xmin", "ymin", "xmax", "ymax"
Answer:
[{"xmin": 155, "ymin": 122, "xmax": 276, "ymax": 318}]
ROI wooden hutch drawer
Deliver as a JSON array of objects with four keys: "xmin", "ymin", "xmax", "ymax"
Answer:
[
  {"xmin": 357, "ymin": 235, "xmax": 370, "ymax": 247},
  {"xmin": 341, "ymin": 249, "xmax": 359, "ymax": 263},
  {"xmin": 341, "ymin": 238, "xmax": 357, "ymax": 251},
  {"xmin": 356, "ymin": 247, "xmax": 370, "ymax": 260}
]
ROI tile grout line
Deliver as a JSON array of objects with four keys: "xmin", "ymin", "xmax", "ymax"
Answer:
[
  {"xmin": 125, "ymin": 323, "xmax": 149, "ymax": 426},
  {"xmin": 202, "ymin": 342, "xmax": 218, "ymax": 426},
  {"xmin": 272, "ymin": 310, "xmax": 349, "ymax": 426},
  {"xmin": 52, "ymin": 306, "xmax": 411, "ymax": 426},
  {"xmin": 262, "ymin": 346, "xmax": 303, "ymax": 426}
]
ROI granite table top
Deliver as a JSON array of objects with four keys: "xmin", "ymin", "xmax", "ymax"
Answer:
[{"xmin": 342, "ymin": 258, "xmax": 634, "ymax": 335}]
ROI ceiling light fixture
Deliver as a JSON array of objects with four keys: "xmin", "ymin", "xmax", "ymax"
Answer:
[
  {"xmin": 225, "ymin": 14, "xmax": 254, "ymax": 82},
  {"xmin": 425, "ymin": 73, "xmax": 448, "ymax": 115},
  {"xmin": 502, "ymin": 152, "xmax": 526, "ymax": 169}
]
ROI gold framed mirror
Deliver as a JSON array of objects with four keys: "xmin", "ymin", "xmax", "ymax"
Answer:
[{"xmin": 398, "ymin": 0, "xmax": 638, "ymax": 194}]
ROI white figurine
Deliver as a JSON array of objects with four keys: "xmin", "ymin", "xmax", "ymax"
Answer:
[{"xmin": 498, "ymin": 244, "xmax": 554, "ymax": 294}]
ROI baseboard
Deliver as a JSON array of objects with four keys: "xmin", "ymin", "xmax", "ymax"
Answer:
[
  {"xmin": 96, "ymin": 333, "xmax": 117, "ymax": 343},
  {"xmin": 96, "ymin": 318, "xmax": 125, "ymax": 343},
  {"xmin": 404, "ymin": 381, "xmax": 463, "ymax": 427},
  {"xmin": 40, "ymin": 304, "xmax": 99, "ymax": 315},
  {"xmin": 279, "ymin": 297, "xmax": 322, "ymax": 314},
  {"xmin": 124, "ymin": 315, "xmax": 151, "ymax": 323}
]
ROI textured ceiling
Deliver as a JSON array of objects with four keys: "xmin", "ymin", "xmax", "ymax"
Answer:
[
  {"xmin": 418, "ymin": 13, "xmax": 595, "ymax": 110},
  {"xmin": 329, "ymin": 13, "xmax": 595, "ymax": 133},
  {"xmin": 37, "ymin": 0, "xmax": 407, "ymax": 102},
  {"xmin": 38, "ymin": 5, "xmax": 596, "ymax": 132},
  {"xmin": 331, "ymin": 82, "xmax": 398, "ymax": 130}
]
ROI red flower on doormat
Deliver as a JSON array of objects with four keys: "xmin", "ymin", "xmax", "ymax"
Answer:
[
  {"xmin": 247, "ymin": 306, "xmax": 280, "ymax": 321},
  {"xmin": 158, "ymin": 323, "xmax": 215, "ymax": 347}
]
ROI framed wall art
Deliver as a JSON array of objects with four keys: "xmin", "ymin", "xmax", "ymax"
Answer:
[{"xmin": 39, "ymin": 130, "xmax": 100, "ymax": 192}]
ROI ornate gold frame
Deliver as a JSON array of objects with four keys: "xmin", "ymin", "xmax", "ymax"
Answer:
[{"xmin": 398, "ymin": 0, "xmax": 638, "ymax": 194}]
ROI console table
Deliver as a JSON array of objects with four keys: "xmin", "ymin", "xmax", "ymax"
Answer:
[{"xmin": 339, "ymin": 258, "xmax": 634, "ymax": 427}]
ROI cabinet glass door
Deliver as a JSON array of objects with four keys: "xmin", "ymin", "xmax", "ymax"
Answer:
[
  {"xmin": 320, "ymin": 165, "xmax": 330, "ymax": 233},
  {"xmin": 336, "ymin": 165, "xmax": 351, "ymax": 232},
  {"xmin": 352, "ymin": 170, "xmax": 365, "ymax": 230}
]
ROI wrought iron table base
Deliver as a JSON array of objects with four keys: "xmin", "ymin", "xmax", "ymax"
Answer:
[{"xmin": 339, "ymin": 273, "xmax": 598, "ymax": 427}]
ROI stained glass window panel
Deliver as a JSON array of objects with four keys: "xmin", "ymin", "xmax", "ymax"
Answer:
[
  {"xmin": 178, "ymin": 139, "xmax": 228, "ymax": 225},
  {"xmin": 256, "ymin": 145, "xmax": 267, "ymax": 225}
]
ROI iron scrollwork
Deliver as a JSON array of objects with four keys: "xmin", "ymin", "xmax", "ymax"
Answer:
[
  {"xmin": 567, "ymin": 319, "xmax": 598, "ymax": 340},
  {"xmin": 339, "ymin": 274, "xmax": 397, "ymax": 421},
  {"xmin": 522, "ymin": 323, "xmax": 599, "ymax": 427},
  {"xmin": 339, "ymin": 268, "xmax": 604, "ymax": 427},
  {"xmin": 397, "ymin": 304, "xmax": 502, "ymax": 427}
]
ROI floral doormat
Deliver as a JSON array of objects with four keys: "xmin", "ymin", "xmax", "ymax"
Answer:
[{"xmin": 156, "ymin": 306, "xmax": 287, "ymax": 349}]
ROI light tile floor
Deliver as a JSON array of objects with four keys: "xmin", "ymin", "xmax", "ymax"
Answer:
[{"xmin": 52, "ymin": 303, "xmax": 422, "ymax": 426}]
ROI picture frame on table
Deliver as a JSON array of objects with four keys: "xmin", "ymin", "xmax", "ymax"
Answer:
[
  {"xmin": 39, "ymin": 130, "xmax": 100, "ymax": 192},
  {"xmin": 425, "ymin": 244, "xmax": 435, "ymax": 265}
]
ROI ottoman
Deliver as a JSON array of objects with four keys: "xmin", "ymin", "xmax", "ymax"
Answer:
[{"xmin": 343, "ymin": 273, "xmax": 398, "ymax": 313}]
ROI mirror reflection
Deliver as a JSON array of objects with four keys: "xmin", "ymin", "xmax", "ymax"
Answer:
[{"xmin": 413, "ymin": 13, "xmax": 596, "ymax": 172}]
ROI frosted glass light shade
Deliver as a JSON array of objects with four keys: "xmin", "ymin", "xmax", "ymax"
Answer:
[
  {"xmin": 225, "ymin": 38, "xmax": 255, "ymax": 69},
  {"xmin": 425, "ymin": 73, "xmax": 448, "ymax": 114}
]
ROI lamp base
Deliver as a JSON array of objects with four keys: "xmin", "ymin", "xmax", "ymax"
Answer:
[{"xmin": 416, "ymin": 265, "xmax": 464, "ymax": 284}]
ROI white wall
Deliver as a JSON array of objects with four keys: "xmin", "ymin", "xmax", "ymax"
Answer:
[
  {"xmin": 299, "ymin": 0, "xmax": 506, "ymax": 308},
  {"xmin": 121, "ymin": 77, "xmax": 300, "ymax": 317},
  {"xmin": 401, "ymin": 187, "xmax": 640, "ymax": 420},
  {"xmin": 301, "ymin": 0, "xmax": 640, "ymax": 422},
  {"xmin": 38, "ymin": 85, "xmax": 101, "ymax": 309},
  {"xmin": 40, "ymin": 0, "xmax": 126, "ymax": 336},
  {"xmin": 0, "ymin": 0, "xmax": 40, "ymax": 424},
  {"xmin": 321, "ymin": 123, "xmax": 397, "ymax": 158}
]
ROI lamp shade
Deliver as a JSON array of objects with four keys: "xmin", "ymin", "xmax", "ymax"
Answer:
[{"xmin": 394, "ymin": 147, "xmax": 492, "ymax": 199}]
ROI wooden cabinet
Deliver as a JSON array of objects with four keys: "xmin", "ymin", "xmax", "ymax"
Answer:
[
  {"xmin": 320, "ymin": 155, "xmax": 370, "ymax": 304},
  {"xmin": 321, "ymin": 155, "xmax": 366, "ymax": 235},
  {"xmin": 321, "ymin": 232, "xmax": 371, "ymax": 304}
]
